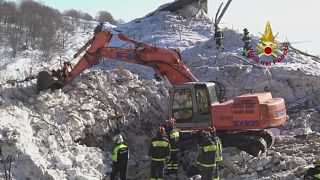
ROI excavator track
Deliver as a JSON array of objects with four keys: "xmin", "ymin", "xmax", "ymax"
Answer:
[
  {"xmin": 259, "ymin": 129, "xmax": 275, "ymax": 148},
  {"xmin": 219, "ymin": 130, "xmax": 269, "ymax": 156},
  {"xmin": 179, "ymin": 130, "xmax": 271, "ymax": 157}
]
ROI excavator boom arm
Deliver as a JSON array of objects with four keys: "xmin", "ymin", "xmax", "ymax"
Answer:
[{"xmin": 66, "ymin": 31, "xmax": 198, "ymax": 85}]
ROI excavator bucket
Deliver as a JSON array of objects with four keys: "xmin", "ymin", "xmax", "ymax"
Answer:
[
  {"xmin": 37, "ymin": 71, "xmax": 54, "ymax": 93},
  {"xmin": 36, "ymin": 71, "xmax": 65, "ymax": 93},
  {"xmin": 36, "ymin": 62, "xmax": 72, "ymax": 93}
]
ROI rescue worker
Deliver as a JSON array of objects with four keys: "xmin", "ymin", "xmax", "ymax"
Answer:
[
  {"xmin": 208, "ymin": 127, "xmax": 223, "ymax": 180},
  {"xmin": 196, "ymin": 130, "xmax": 217, "ymax": 180},
  {"xmin": 165, "ymin": 118, "xmax": 180, "ymax": 177},
  {"xmin": 214, "ymin": 25, "xmax": 224, "ymax": 50},
  {"xmin": 148, "ymin": 126, "xmax": 171, "ymax": 180},
  {"xmin": 110, "ymin": 134, "xmax": 129, "ymax": 180},
  {"xmin": 304, "ymin": 160, "xmax": 320, "ymax": 180},
  {"xmin": 242, "ymin": 28, "xmax": 251, "ymax": 57}
]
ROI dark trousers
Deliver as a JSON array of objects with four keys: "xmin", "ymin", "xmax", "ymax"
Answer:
[
  {"xmin": 215, "ymin": 39, "xmax": 223, "ymax": 49},
  {"xmin": 151, "ymin": 161, "xmax": 165, "ymax": 180},
  {"xmin": 200, "ymin": 167, "xmax": 214, "ymax": 180},
  {"xmin": 110, "ymin": 164, "xmax": 127, "ymax": 180},
  {"xmin": 243, "ymin": 43, "xmax": 250, "ymax": 56},
  {"xmin": 166, "ymin": 151, "xmax": 179, "ymax": 175},
  {"xmin": 214, "ymin": 164, "xmax": 219, "ymax": 180}
]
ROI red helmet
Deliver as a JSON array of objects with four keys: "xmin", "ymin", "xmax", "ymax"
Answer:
[
  {"xmin": 158, "ymin": 126, "xmax": 166, "ymax": 134},
  {"xmin": 165, "ymin": 118, "xmax": 175, "ymax": 126}
]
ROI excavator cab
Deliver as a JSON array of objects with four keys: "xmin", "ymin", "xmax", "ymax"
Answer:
[{"xmin": 169, "ymin": 82, "xmax": 219, "ymax": 131}]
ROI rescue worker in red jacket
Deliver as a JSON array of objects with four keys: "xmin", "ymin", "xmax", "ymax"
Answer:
[
  {"xmin": 110, "ymin": 134, "xmax": 129, "ymax": 180},
  {"xmin": 148, "ymin": 126, "xmax": 171, "ymax": 180},
  {"xmin": 165, "ymin": 118, "xmax": 180, "ymax": 177},
  {"xmin": 208, "ymin": 127, "xmax": 223, "ymax": 180},
  {"xmin": 197, "ymin": 130, "xmax": 217, "ymax": 180},
  {"xmin": 304, "ymin": 160, "xmax": 320, "ymax": 180}
]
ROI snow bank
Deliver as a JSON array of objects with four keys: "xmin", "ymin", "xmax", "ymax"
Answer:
[{"xmin": 0, "ymin": 7, "xmax": 320, "ymax": 180}]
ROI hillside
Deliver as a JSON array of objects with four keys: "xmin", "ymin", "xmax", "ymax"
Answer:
[{"xmin": 0, "ymin": 7, "xmax": 320, "ymax": 180}]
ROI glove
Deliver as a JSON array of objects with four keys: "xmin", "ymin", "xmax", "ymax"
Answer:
[{"xmin": 165, "ymin": 158, "xmax": 170, "ymax": 163}]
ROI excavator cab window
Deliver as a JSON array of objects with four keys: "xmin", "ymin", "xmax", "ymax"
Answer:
[
  {"xmin": 172, "ymin": 89, "xmax": 193, "ymax": 121},
  {"xmin": 195, "ymin": 87, "xmax": 210, "ymax": 114}
]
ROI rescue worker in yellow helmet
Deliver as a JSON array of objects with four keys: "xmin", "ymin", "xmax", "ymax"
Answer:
[
  {"xmin": 110, "ymin": 134, "xmax": 129, "ymax": 180},
  {"xmin": 304, "ymin": 160, "xmax": 320, "ymax": 180},
  {"xmin": 196, "ymin": 130, "xmax": 217, "ymax": 180},
  {"xmin": 208, "ymin": 127, "xmax": 223, "ymax": 180},
  {"xmin": 148, "ymin": 126, "xmax": 171, "ymax": 180},
  {"xmin": 165, "ymin": 118, "xmax": 180, "ymax": 178}
]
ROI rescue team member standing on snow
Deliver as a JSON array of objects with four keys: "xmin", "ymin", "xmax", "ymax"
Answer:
[
  {"xmin": 148, "ymin": 126, "xmax": 171, "ymax": 180},
  {"xmin": 242, "ymin": 28, "xmax": 251, "ymax": 57},
  {"xmin": 208, "ymin": 127, "xmax": 223, "ymax": 180},
  {"xmin": 165, "ymin": 118, "xmax": 180, "ymax": 177},
  {"xmin": 214, "ymin": 25, "xmax": 224, "ymax": 50},
  {"xmin": 304, "ymin": 160, "xmax": 320, "ymax": 179},
  {"xmin": 110, "ymin": 134, "xmax": 129, "ymax": 180},
  {"xmin": 197, "ymin": 130, "xmax": 217, "ymax": 180}
]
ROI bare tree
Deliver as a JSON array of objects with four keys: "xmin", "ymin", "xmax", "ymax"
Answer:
[
  {"xmin": 8, "ymin": 26, "xmax": 21, "ymax": 57},
  {"xmin": 96, "ymin": 11, "xmax": 118, "ymax": 24},
  {"xmin": 81, "ymin": 12, "xmax": 93, "ymax": 21},
  {"xmin": 81, "ymin": 21, "xmax": 92, "ymax": 33},
  {"xmin": 63, "ymin": 9, "xmax": 80, "ymax": 26},
  {"xmin": 56, "ymin": 17, "xmax": 75, "ymax": 49}
]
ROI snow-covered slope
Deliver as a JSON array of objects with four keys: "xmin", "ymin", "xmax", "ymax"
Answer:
[{"xmin": 1, "ymin": 9, "xmax": 320, "ymax": 180}]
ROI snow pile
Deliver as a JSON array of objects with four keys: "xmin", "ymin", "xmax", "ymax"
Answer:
[
  {"xmin": 0, "ymin": 7, "xmax": 320, "ymax": 180},
  {"xmin": 219, "ymin": 109, "xmax": 320, "ymax": 179},
  {"xmin": 0, "ymin": 106, "xmax": 105, "ymax": 180},
  {"xmin": 0, "ymin": 68, "xmax": 169, "ymax": 179}
]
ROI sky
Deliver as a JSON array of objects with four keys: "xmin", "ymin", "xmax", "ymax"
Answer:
[{"xmin": 13, "ymin": 0, "xmax": 320, "ymax": 55}]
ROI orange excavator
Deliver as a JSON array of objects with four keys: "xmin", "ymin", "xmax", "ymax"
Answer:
[{"xmin": 37, "ymin": 28, "xmax": 287, "ymax": 156}]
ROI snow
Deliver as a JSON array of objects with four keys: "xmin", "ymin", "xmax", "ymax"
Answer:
[{"xmin": 0, "ymin": 7, "xmax": 320, "ymax": 180}]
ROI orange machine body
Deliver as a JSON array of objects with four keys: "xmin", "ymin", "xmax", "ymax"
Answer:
[{"xmin": 212, "ymin": 92, "xmax": 286, "ymax": 130}]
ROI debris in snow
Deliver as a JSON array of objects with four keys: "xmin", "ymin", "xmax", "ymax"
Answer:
[{"xmin": 0, "ymin": 7, "xmax": 319, "ymax": 180}]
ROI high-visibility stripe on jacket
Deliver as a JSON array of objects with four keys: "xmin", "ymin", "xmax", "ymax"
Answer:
[
  {"xmin": 203, "ymin": 144, "xmax": 216, "ymax": 152},
  {"xmin": 148, "ymin": 135, "xmax": 171, "ymax": 162},
  {"xmin": 152, "ymin": 141, "xmax": 169, "ymax": 147},
  {"xmin": 197, "ymin": 139, "xmax": 217, "ymax": 168},
  {"xmin": 314, "ymin": 173, "xmax": 320, "ymax": 178},
  {"xmin": 112, "ymin": 143, "xmax": 129, "ymax": 162},
  {"xmin": 167, "ymin": 162, "xmax": 179, "ymax": 169},
  {"xmin": 167, "ymin": 128, "xmax": 180, "ymax": 151},
  {"xmin": 215, "ymin": 136, "xmax": 223, "ymax": 162}
]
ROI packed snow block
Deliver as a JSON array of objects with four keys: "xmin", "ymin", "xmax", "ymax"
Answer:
[{"xmin": 54, "ymin": 154, "xmax": 73, "ymax": 169}]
